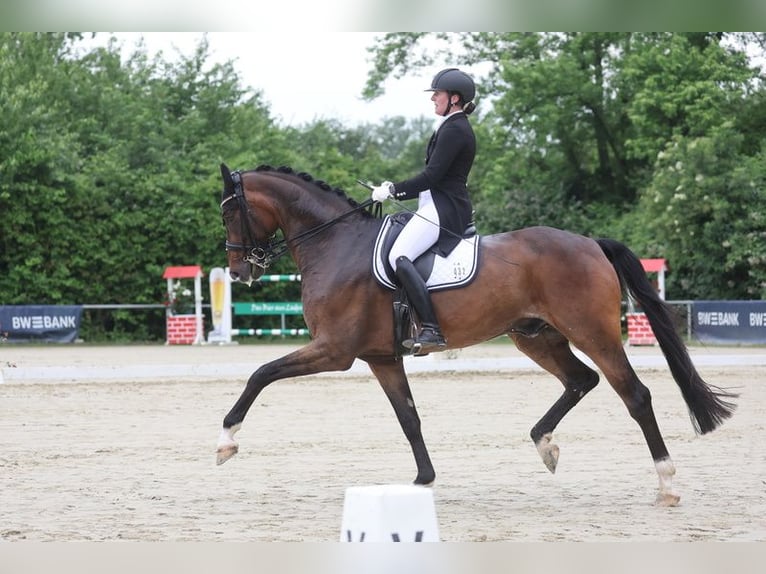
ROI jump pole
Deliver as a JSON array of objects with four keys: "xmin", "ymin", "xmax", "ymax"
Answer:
[{"xmin": 211, "ymin": 269, "xmax": 306, "ymax": 341}]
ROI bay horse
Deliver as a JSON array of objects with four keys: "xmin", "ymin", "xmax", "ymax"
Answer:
[{"xmin": 215, "ymin": 163, "xmax": 736, "ymax": 506}]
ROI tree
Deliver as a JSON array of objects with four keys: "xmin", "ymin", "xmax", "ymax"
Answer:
[
  {"xmin": 633, "ymin": 125, "xmax": 766, "ymax": 299},
  {"xmin": 0, "ymin": 33, "xmax": 84, "ymax": 303}
]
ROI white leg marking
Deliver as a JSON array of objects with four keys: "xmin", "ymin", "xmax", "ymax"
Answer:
[
  {"xmin": 217, "ymin": 423, "xmax": 241, "ymax": 449},
  {"xmin": 654, "ymin": 457, "xmax": 680, "ymax": 507},
  {"xmin": 216, "ymin": 423, "xmax": 242, "ymax": 465}
]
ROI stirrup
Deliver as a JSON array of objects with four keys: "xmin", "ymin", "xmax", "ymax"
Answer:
[{"xmin": 403, "ymin": 327, "xmax": 446, "ymax": 356}]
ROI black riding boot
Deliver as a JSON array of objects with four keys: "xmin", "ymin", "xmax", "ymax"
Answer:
[{"xmin": 394, "ymin": 256, "xmax": 446, "ymax": 354}]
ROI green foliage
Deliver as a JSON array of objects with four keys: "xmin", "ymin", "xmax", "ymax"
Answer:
[
  {"xmin": 633, "ymin": 125, "xmax": 766, "ymax": 299},
  {"xmin": 362, "ymin": 33, "xmax": 432, "ymax": 100},
  {"xmin": 0, "ymin": 33, "xmax": 288, "ymax": 340},
  {"xmin": 621, "ymin": 33, "xmax": 753, "ymax": 164}
]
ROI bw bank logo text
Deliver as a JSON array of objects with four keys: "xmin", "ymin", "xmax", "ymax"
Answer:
[{"xmin": 11, "ymin": 315, "xmax": 78, "ymax": 329}]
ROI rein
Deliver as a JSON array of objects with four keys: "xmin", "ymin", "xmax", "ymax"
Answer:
[{"xmin": 222, "ymin": 170, "xmax": 376, "ymax": 270}]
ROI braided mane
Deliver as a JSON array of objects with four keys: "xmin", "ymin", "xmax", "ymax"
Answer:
[{"xmin": 254, "ymin": 164, "xmax": 374, "ymax": 219}]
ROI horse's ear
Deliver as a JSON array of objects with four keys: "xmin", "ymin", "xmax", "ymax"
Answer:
[
  {"xmin": 220, "ymin": 163, "xmax": 232, "ymax": 184},
  {"xmin": 220, "ymin": 163, "xmax": 234, "ymax": 201}
]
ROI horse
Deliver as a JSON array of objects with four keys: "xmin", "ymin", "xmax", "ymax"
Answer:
[{"xmin": 215, "ymin": 163, "xmax": 736, "ymax": 506}]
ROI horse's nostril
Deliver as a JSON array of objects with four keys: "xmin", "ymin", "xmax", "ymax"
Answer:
[{"xmin": 229, "ymin": 271, "xmax": 239, "ymax": 281}]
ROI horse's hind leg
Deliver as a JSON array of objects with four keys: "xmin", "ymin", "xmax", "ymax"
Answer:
[
  {"xmin": 511, "ymin": 325, "xmax": 600, "ymax": 474},
  {"xmin": 367, "ymin": 357, "xmax": 435, "ymax": 485},
  {"xmin": 520, "ymin": 326, "xmax": 680, "ymax": 506},
  {"xmin": 589, "ymin": 350, "xmax": 680, "ymax": 506},
  {"xmin": 568, "ymin": 326, "xmax": 680, "ymax": 506}
]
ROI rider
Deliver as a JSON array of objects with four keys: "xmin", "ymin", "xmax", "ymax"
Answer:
[{"xmin": 371, "ymin": 68, "xmax": 477, "ymax": 354}]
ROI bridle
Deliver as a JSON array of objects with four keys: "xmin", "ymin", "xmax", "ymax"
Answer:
[
  {"xmin": 220, "ymin": 170, "xmax": 286, "ymax": 270},
  {"xmin": 221, "ymin": 169, "xmax": 375, "ymax": 271}
]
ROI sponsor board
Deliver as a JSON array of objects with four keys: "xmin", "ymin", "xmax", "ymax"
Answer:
[
  {"xmin": 692, "ymin": 301, "xmax": 766, "ymax": 344},
  {"xmin": 0, "ymin": 305, "xmax": 83, "ymax": 343}
]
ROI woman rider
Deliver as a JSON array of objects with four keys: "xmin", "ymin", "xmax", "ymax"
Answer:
[{"xmin": 370, "ymin": 68, "xmax": 477, "ymax": 355}]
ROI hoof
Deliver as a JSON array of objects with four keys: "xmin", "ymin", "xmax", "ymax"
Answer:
[
  {"xmin": 216, "ymin": 444, "xmax": 238, "ymax": 466},
  {"xmin": 655, "ymin": 492, "xmax": 681, "ymax": 507},
  {"xmin": 541, "ymin": 444, "xmax": 559, "ymax": 473},
  {"xmin": 535, "ymin": 433, "xmax": 560, "ymax": 474},
  {"xmin": 216, "ymin": 425, "xmax": 241, "ymax": 466},
  {"xmin": 414, "ymin": 472, "xmax": 436, "ymax": 487}
]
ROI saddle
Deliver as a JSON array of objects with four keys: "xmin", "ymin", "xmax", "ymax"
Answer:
[
  {"xmin": 372, "ymin": 212, "xmax": 480, "ymax": 291},
  {"xmin": 372, "ymin": 213, "xmax": 481, "ymax": 356}
]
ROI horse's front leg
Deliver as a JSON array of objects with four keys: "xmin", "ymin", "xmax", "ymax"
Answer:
[
  {"xmin": 216, "ymin": 341, "xmax": 354, "ymax": 465},
  {"xmin": 366, "ymin": 358, "xmax": 435, "ymax": 486}
]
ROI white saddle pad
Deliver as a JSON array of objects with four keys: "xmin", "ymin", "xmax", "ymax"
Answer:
[{"xmin": 372, "ymin": 214, "xmax": 481, "ymax": 291}]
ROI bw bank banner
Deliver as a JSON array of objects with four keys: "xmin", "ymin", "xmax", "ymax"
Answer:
[
  {"xmin": 693, "ymin": 301, "xmax": 766, "ymax": 344},
  {"xmin": 0, "ymin": 305, "xmax": 83, "ymax": 343}
]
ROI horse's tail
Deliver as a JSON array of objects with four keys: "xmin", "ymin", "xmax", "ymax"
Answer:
[{"xmin": 596, "ymin": 238, "xmax": 737, "ymax": 434}]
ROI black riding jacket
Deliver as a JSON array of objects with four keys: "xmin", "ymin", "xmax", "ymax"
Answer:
[{"xmin": 391, "ymin": 112, "xmax": 476, "ymax": 256}]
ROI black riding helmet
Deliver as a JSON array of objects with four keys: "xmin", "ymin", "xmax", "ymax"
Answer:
[{"xmin": 426, "ymin": 68, "xmax": 476, "ymax": 115}]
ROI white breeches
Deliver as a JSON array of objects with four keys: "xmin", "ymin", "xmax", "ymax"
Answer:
[{"xmin": 388, "ymin": 191, "xmax": 441, "ymax": 270}]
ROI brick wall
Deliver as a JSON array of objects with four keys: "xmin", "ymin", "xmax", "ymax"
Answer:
[
  {"xmin": 627, "ymin": 312, "xmax": 657, "ymax": 346},
  {"xmin": 166, "ymin": 315, "xmax": 199, "ymax": 345}
]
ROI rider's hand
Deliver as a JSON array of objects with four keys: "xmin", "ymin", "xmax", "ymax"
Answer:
[{"xmin": 371, "ymin": 181, "xmax": 394, "ymax": 202}]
